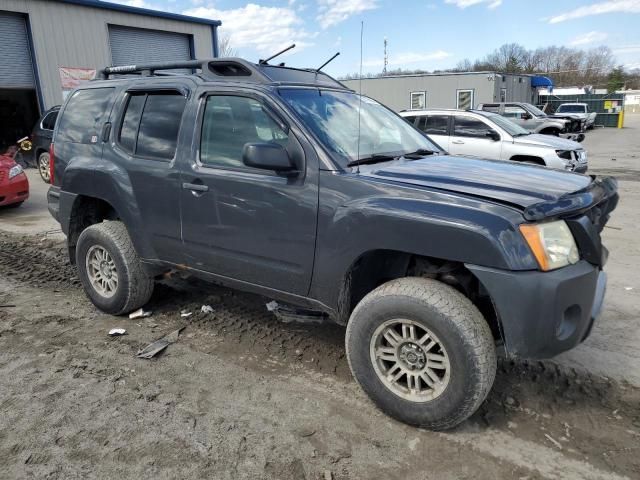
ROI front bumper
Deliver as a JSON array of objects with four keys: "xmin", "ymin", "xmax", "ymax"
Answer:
[
  {"xmin": 467, "ymin": 260, "xmax": 606, "ymax": 359},
  {"xmin": 0, "ymin": 173, "xmax": 29, "ymax": 206}
]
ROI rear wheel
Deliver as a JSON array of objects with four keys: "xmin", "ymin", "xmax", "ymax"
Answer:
[
  {"xmin": 38, "ymin": 152, "xmax": 51, "ymax": 183},
  {"xmin": 76, "ymin": 221, "xmax": 154, "ymax": 315},
  {"xmin": 345, "ymin": 277, "xmax": 496, "ymax": 430}
]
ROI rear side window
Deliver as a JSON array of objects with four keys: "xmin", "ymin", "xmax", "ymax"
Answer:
[
  {"xmin": 481, "ymin": 104, "xmax": 500, "ymax": 113},
  {"xmin": 117, "ymin": 91, "xmax": 187, "ymax": 160},
  {"xmin": 41, "ymin": 111, "xmax": 58, "ymax": 130},
  {"xmin": 419, "ymin": 115, "xmax": 449, "ymax": 135},
  {"xmin": 57, "ymin": 88, "xmax": 115, "ymax": 144}
]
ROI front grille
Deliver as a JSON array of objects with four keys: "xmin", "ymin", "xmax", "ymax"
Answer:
[{"xmin": 0, "ymin": 171, "xmax": 5, "ymax": 182}]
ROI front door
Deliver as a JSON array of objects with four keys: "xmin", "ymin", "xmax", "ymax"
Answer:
[
  {"xmin": 179, "ymin": 92, "xmax": 319, "ymax": 296},
  {"xmin": 448, "ymin": 115, "xmax": 503, "ymax": 160},
  {"xmin": 504, "ymin": 104, "xmax": 536, "ymax": 131}
]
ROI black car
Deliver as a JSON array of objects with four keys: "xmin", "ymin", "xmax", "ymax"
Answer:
[
  {"xmin": 47, "ymin": 57, "xmax": 617, "ymax": 431},
  {"xmin": 30, "ymin": 105, "xmax": 60, "ymax": 183}
]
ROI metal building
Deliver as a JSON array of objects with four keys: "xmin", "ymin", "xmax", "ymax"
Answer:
[
  {"xmin": 342, "ymin": 72, "xmax": 539, "ymax": 112},
  {"xmin": 0, "ymin": 0, "xmax": 220, "ymax": 148}
]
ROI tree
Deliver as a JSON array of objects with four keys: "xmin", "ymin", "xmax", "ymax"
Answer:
[
  {"xmin": 607, "ymin": 66, "xmax": 625, "ymax": 92},
  {"xmin": 219, "ymin": 35, "xmax": 237, "ymax": 58}
]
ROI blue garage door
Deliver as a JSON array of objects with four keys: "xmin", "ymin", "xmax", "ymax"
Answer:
[
  {"xmin": 108, "ymin": 25, "xmax": 192, "ymax": 70},
  {"xmin": 0, "ymin": 12, "xmax": 35, "ymax": 88}
]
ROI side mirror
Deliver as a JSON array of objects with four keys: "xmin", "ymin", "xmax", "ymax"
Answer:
[
  {"xmin": 522, "ymin": 113, "xmax": 532, "ymax": 120},
  {"xmin": 485, "ymin": 131, "xmax": 500, "ymax": 141},
  {"xmin": 242, "ymin": 143, "xmax": 296, "ymax": 173}
]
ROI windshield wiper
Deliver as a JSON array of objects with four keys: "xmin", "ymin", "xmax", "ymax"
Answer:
[
  {"xmin": 347, "ymin": 154, "xmax": 398, "ymax": 168},
  {"xmin": 513, "ymin": 132, "xmax": 531, "ymax": 137},
  {"xmin": 402, "ymin": 148, "xmax": 436, "ymax": 159}
]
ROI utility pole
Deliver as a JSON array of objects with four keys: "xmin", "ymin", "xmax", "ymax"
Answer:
[{"xmin": 383, "ymin": 37, "xmax": 388, "ymax": 75}]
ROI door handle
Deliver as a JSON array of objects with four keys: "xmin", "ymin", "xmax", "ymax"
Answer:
[
  {"xmin": 182, "ymin": 182, "xmax": 209, "ymax": 193},
  {"xmin": 452, "ymin": 140, "xmax": 464, "ymax": 144}
]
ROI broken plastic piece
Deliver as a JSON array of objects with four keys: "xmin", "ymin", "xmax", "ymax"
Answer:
[
  {"xmin": 265, "ymin": 301, "xmax": 327, "ymax": 324},
  {"xmin": 109, "ymin": 328, "xmax": 126, "ymax": 336},
  {"xmin": 129, "ymin": 308, "xmax": 152, "ymax": 319},
  {"xmin": 201, "ymin": 305, "xmax": 214, "ymax": 314},
  {"xmin": 136, "ymin": 327, "xmax": 185, "ymax": 359}
]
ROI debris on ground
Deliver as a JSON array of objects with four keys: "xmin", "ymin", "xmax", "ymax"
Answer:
[
  {"xmin": 108, "ymin": 328, "xmax": 127, "ymax": 336},
  {"xmin": 266, "ymin": 301, "xmax": 327, "ymax": 324},
  {"xmin": 129, "ymin": 308, "xmax": 152, "ymax": 319},
  {"xmin": 201, "ymin": 305, "xmax": 214, "ymax": 314},
  {"xmin": 180, "ymin": 310, "xmax": 193, "ymax": 318},
  {"xmin": 136, "ymin": 327, "xmax": 185, "ymax": 359},
  {"xmin": 544, "ymin": 433, "xmax": 563, "ymax": 449},
  {"xmin": 0, "ymin": 304, "xmax": 16, "ymax": 308},
  {"xmin": 323, "ymin": 470, "xmax": 333, "ymax": 480}
]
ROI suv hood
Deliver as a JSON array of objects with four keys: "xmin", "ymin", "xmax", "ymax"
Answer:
[
  {"xmin": 363, "ymin": 155, "xmax": 591, "ymax": 210},
  {"xmin": 514, "ymin": 133, "xmax": 582, "ymax": 150}
]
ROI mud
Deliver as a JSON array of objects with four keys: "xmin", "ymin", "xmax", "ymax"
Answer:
[{"xmin": 1, "ymin": 232, "xmax": 639, "ymax": 479}]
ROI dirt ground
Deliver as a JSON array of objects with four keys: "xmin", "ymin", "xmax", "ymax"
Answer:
[{"xmin": 1, "ymin": 118, "xmax": 640, "ymax": 479}]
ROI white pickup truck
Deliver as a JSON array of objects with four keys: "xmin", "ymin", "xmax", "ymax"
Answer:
[{"xmin": 555, "ymin": 103, "xmax": 597, "ymax": 129}]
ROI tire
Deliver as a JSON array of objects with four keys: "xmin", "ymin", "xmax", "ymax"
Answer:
[
  {"xmin": 76, "ymin": 221, "xmax": 154, "ymax": 315},
  {"xmin": 38, "ymin": 152, "xmax": 51, "ymax": 183},
  {"xmin": 345, "ymin": 277, "xmax": 496, "ymax": 430}
]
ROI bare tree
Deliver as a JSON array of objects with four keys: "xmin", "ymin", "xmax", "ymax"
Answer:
[{"xmin": 219, "ymin": 35, "xmax": 237, "ymax": 58}]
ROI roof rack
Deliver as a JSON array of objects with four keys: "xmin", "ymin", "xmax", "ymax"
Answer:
[{"xmin": 97, "ymin": 58, "xmax": 347, "ymax": 89}]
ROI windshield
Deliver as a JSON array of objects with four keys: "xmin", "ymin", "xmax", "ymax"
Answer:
[
  {"xmin": 522, "ymin": 103, "xmax": 547, "ymax": 117},
  {"xmin": 557, "ymin": 104, "xmax": 586, "ymax": 113},
  {"xmin": 279, "ymin": 88, "xmax": 440, "ymax": 167},
  {"xmin": 484, "ymin": 112, "xmax": 530, "ymax": 136}
]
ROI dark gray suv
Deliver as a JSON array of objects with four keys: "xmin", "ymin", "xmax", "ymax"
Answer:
[{"xmin": 47, "ymin": 58, "xmax": 618, "ymax": 430}]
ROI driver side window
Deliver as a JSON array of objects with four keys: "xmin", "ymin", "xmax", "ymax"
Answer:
[
  {"xmin": 453, "ymin": 117, "xmax": 497, "ymax": 139},
  {"xmin": 504, "ymin": 106, "xmax": 527, "ymax": 119},
  {"xmin": 200, "ymin": 95, "xmax": 288, "ymax": 170}
]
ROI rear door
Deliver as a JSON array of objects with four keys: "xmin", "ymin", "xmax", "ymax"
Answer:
[
  {"xmin": 106, "ymin": 84, "xmax": 190, "ymax": 261},
  {"xmin": 414, "ymin": 114, "xmax": 450, "ymax": 151},
  {"xmin": 448, "ymin": 115, "xmax": 502, "ymax": 160},
  {"xmin": 179, "ymin": 89, "xmax": 319, "ymax": 295}
]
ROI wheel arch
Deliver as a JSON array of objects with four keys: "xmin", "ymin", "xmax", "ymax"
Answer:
[{"xmin": 509, "ymin": 155, "xmax": 546, "ymax": 166}]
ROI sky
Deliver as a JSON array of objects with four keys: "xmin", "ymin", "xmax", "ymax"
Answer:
[{"xmin": 108, "ymin": 0, "xmax": 640, "ymax": 77}]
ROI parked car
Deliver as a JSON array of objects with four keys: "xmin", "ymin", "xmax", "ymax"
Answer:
[
  {"xmin": 0, "ymin": 146, "xmax": 29, "ymax": 208},
  {"xmin": 30, "ymin": 105, "xmax": 60, "ymax": 183},
  {"xmin": 555, "ymin": 103, "xmax": 597, "ymax": 129},
  {"xmin": 48, "ymin": 58, "xmax": 618, "ymax": 431},
  {"xmin": 401, "ymin": 109, "xmax": 588, "ymax": 173},
  {"xmin": 478, "ymin": 102, "xmax": 584, "ymax": 138}
]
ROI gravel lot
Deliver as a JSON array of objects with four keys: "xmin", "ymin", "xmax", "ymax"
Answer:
[{"xmin": 1, "ymin": 118, "xmax": 639, "ymax": 479}]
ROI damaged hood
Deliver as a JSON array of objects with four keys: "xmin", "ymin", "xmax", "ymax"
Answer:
[
  {"xmin": 514, "ymin": 134, "xmax": 582, "ymax": 150},
  {"xmin": 362, "ymin": 155, "xmax": 592, "ymax": 210}
]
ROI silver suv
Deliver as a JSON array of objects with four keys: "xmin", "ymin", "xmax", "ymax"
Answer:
[{"xmin": 401, "ymin": 109, "xmax": 587, "ymax": 173}]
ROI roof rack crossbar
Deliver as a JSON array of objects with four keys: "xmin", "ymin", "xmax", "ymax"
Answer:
[{"xmin": 98, "ymin": 60, "xmax": 206, "ymax": 79}]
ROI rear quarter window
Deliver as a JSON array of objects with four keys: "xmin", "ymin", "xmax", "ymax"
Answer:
[{"xmin": 56, "ymin": 88, "xmax": 115, "ymax": 144}]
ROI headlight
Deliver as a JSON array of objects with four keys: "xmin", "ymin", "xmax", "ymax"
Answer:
[
  {"xmin": 8, "ymin": 164, "xmax": 23, "ymax": 179},
  {"xmin": 519, "ymin": 220, "xmax": 579, "ymax": 271}
]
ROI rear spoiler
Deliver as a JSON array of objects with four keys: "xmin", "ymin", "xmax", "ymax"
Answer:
[{"xmin": 523, "ymin": 176, "xmax": 618, "ymax": 221}]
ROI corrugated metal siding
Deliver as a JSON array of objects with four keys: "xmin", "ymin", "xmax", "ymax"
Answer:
[
  {"xmin": 342, "ymin": 74, "xmax": 496, "ymax": 112},
  {"xmin": 0, "ymin": 12, "xmax": 35, "ymax": 88},
  {"xmin": 0, "ymin": 0, "xmax": 215, "ymax": 108},
  {"xmin": 109, "ymin": 25, "xmax": 191, "ymax": 67},
  {"xmin": 343, "ymin": 73, "xmax": 535, "ymax": 112}
]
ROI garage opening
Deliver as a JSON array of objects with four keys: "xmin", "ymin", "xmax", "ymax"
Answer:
[
  {"xmin": 0, "ymin": 11, "xmax": 39, "ymax": 151},
  {"xmin": 108, "ymin": 25, "xmax": 193, "ymax": 73}
]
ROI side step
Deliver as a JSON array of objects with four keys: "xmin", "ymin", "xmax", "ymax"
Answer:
[{"xmin": 266, "ymin": 301, "xmax": 328, "ymax": 324}]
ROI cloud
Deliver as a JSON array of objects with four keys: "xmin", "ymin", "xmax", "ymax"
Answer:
[
  {"xmin": 362, "ymin": 50, "xmax": 452, "ymax": 68},
  {"xmin": 317, "ymin": 0, "xmax": 378, "ymax": 29},
  {"xmin": 548, "ymin": 0, "xmax": 640, "ymax": 23},
  {"xmin": 613, "ymin": 44, "xmax": 640, "ymax": 54},
  {"xmin": 569, "ymin": 31, "xmax": 609, "ymax": 46},
  {"xmin": 184, "ymin": 4, "xmax": 314, "ymax": 55},
  {"xmin": 444, "ymin": 0, "xmax": 502, "ymax": 8}
]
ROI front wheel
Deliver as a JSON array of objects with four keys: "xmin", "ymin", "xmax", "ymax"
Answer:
[
  {"xmin": 38, "ymin": 152, "xmax": 51, "ymax": 183},
  {"xmin": 345, "ymin": 277, "xmax": 496, "ymax": 430},
  {"xmin": 76, "ymin": 221, "xmax": 154, "ymax": 315}
]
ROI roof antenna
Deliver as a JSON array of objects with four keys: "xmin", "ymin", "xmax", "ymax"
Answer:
[
  {"xmin": 316, "ymin": 52, "xmax": 340, "ymax": 72},
  {"xmin": 355, "ymin": 21, "xmax": 364, "ymax": 174},
  {"xmin": 259, "ymin": 44, "xmax": 296, "ymax": 65}
]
